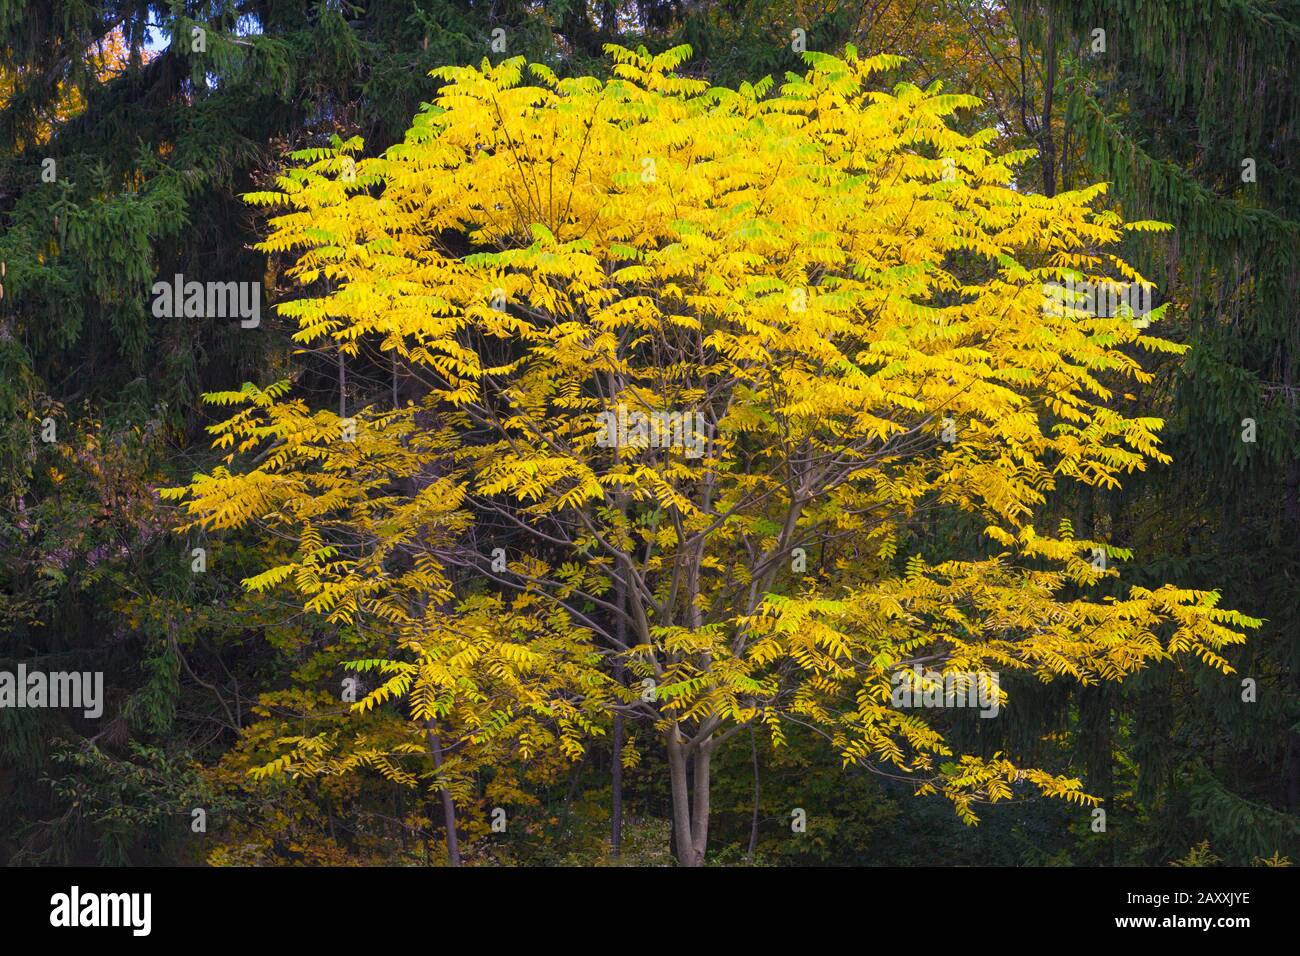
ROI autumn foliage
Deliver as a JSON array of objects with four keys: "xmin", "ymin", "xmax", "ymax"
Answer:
[{"xmin": 165, "ymin": 44, "xmax": 1259, "ymax": 865}]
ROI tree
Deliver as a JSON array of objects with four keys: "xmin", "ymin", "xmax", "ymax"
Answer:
[{"xmin": 171, "ymin": 42, "xmax": 1260, "ymax": 866}]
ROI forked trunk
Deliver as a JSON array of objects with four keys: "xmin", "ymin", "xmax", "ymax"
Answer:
[{"xmin": 666, "ymin": 731, "xmax": 712, "ymax": 867}]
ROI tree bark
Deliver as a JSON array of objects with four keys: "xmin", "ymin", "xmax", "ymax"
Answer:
[
  {"xmin": 690, "ymin": 740, "xmax": 711, "ymax": 863},
  {"xmin": 425, "ymin": 721, "xmax": 461, "ymax": 866},
  {"xmin": 747, "ymin": 727, "xmax": 761, "ymax": 860},
  {"xmin": 666, "ymin": 731, "xmax": 701, "ymax": 866},
  {"xmin": 1038, "ymin": 12, "xmax": 1058, "ymax": 197},
  {"xmin": 666, "ymin": 729, "xmax": 714, "ymax": 866},
  {"xmin": 611, "ymin": 575, "xmax": 627, "ymax": 857}
]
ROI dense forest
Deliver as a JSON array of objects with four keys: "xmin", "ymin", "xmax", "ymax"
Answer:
[{"xmin": 0, "ymin": 0, "xmax": 1297, "ymax": 868}]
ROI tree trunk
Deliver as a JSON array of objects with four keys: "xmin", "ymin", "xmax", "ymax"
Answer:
[
  {"xmin": 611, "ymin": 577, "xmax": 626, "ymax": 856},
  {"xmin": 691, "ymin": 741, "xmax": 711, "ymax": 861},
  {"xmin": 425, "ymin": 721, "xmax": 461, "ymax": 866},
  {"xmin": 666, "ymin": 730, "xmax": 712, "ymax": 866},
  {"xmin": 611, "ymin": 709, "xmax": 624, "ymax": 856},
  {"xmin": 1038, "ymin": 12, "xmax": 1058, "ymax": 197},
  {"xmin": 747, "ymin": 727, "xmax": 761, "ymax": 860},
  {"xmin": 666, "ymin": 733, "xmax": 696, "ymax": 866}
]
